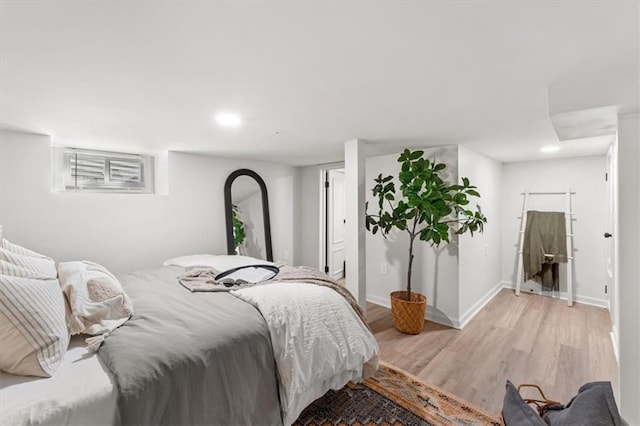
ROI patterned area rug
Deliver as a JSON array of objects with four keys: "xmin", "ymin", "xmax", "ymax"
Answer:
[{"xmin": 294, "ymin": 362, "xmax": 500, "ymax": 426}]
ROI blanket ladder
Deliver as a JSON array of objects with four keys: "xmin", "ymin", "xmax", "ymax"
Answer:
[{"xmin": 515, "ymin": 188, "xmax": 575, "ymax": 307}]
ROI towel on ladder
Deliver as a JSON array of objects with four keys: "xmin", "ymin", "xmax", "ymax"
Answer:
[
  {"xmin": 539, "ymin": 262, "xmax": 560, "ymax": 292},
  {"xmin": 523, "ymin": 211, "xmax": 567, "ymax": 286}
]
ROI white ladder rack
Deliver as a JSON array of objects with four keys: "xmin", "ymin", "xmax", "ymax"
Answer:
[{"xmin": 514, "ymin": 188, "xmax": 575, "ymax": 306}]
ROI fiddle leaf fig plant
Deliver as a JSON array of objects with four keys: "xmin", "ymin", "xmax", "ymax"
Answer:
[
  {"xmin": 231, "ymin": 204, "xmax": 246, "ymax": 252},
  {"xmin": 365, "ymin": 149, "xmax": 487, "ymax": 300}
]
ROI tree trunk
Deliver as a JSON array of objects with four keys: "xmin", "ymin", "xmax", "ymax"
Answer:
[{"xmin": 407, "ymin": 235, "xmax": 415, "ymax": 301}]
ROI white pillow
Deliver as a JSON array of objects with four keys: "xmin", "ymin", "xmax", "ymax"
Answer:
[
  {"xmin": 0, "ymin": 275, "xmax": 69, "ymax": 377},
  {"xmin": 2, "ymin": 239, "xmax": 51, "ymax": 259},
  {"xmin": 0, "ymin": 248, "xmax": 57, "ymax": 279},
  {"xmin": 57, "ymin": 261, "xmax": 133, "ymax": 349},
  {"xmin": 163, "ymin": 254, "xmax": 274, "ymax": 272}
]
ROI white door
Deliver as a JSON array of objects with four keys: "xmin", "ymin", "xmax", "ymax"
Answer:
[{"xmin": 328, "ymin": 169, "xmax": 345, "ymax": 279}]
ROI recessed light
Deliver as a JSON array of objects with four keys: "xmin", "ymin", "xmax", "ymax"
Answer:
[
  {"xmin": 215, "ymin": 113, "xmax": 242, "ymax": 127},
  {"xmin": 541, "ymin": 145, "xmax": 560, "ymax": 153}
]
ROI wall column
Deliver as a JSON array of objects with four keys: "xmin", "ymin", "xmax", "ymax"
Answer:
[
  {"xmin": 617, "ymin": 112, "xmax": 639, "ymax": 425},
  {"xmin": 344, "ymin": 139, "xmax": 367, "ymax": 309}
]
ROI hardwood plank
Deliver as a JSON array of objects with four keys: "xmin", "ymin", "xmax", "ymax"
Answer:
[
  {"xmin": 368, "ymin": 288, "xmax": 619, "ymax": 417},
  {"xmin": 588, "ymin": 334, "xmax": 619, "ymax": 387}
]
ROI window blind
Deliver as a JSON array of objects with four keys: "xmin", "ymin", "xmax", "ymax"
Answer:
[{"xmin": 58, "ymin": 148, "xmax": 153, "ymax": 193}]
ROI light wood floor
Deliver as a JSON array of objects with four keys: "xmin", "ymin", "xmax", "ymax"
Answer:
[{"xmin": 367, "ymin": 289, "xmax": 619, "ymax": 417}]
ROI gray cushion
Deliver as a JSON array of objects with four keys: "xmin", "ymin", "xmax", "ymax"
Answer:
[
  {"xmin": 503, "ymin": 380, "xmax": 547, "ymax": 426},
  {"xmin": 542, "ymin": 382, "xmax": 621, "ymax": 426}
]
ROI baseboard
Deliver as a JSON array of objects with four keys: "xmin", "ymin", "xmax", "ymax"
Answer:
[
  {"xmin": 610, "ymin": 326, "xmax": 619, "ymax": 364},
  {"xmin": 366, "ymin": 293, "xmax": 390, "ymax": 309},
  {"xmin": 366, "ymin": 293, "xmax": 461, "ymax": 329},
  {"xmin": 501, "ymin": 281, "xmax": 609, "ymax": 308},
  {"xmin": 458, "ymin": 280, "xmax": 505, "ymax": 329}
]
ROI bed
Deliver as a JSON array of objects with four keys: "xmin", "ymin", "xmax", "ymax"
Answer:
[{"xmin": 1, "ymin": 263, "xmax": 379, "ymax": 426}]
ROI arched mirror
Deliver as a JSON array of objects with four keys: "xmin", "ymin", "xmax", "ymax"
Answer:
[{"xmin": 224, "ymin": 169, "xmax": 273, "ymax": 261}]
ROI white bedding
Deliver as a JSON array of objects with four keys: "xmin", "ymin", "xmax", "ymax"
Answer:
[
  {"xmin": 0, "ymin": 336, "xmax": 117, "ymax": 426},
  {"xmin": 163, "ymin": 254, "xmax": 275, "ymax": 270},
  {"xmin": 1, "ymin": 275, "xmax": 377, "ymax": 426},
  {"xmin": 233, "ymin": 283, "xmax": 379, "ymax": 426}
]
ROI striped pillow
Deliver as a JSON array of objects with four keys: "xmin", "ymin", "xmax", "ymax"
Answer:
[
  {"xmin": 2, "ymin": 239, "xmax": 50, "ymax": 259},
  {"xmin": 0, "ymin": 248, "xmax": 56, "ymax": 279},
  {"xmin": 0, "ymin": 259, "xmax": 52, "ymax": 279},
  {"xmin": 0, "ymin": 275, "xmax": 69, "ymax": 377}
]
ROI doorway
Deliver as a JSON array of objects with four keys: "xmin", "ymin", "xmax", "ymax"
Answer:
[{"xmin": 320, "ymin": 167, "xmax": 346, "ymax": 279}]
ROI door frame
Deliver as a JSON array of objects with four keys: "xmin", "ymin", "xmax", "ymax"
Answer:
[
  {"xmin": 606, "ymin": 139, "xmax": 620, "ymax": 361},
  {"xmin": 318, "ymin": 163, "xmax": 345, "ymax": 275}
]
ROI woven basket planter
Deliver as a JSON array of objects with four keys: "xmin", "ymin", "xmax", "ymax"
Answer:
[{"xmin": 390, "ymin": 291, "xmax": 426, "ymax": 334}]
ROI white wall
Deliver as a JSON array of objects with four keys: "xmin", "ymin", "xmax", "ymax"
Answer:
[
  {"xmin": 0, "ymin": 129, "xmax": 298, "ymax": 274},
  {"xmin": 365, "ymin": 146, "xmax": 461, "ymax": 326},
  {"xmin": 501, "ymin": 156, "xmax": 608, "ymax": 306},
  {"xmin": 617, "ymin": 113, "xmax": 639, "ymax": 425},
  {"xmin": 458, "ymin": 146, "xmax": 503, "ymax": 325}
]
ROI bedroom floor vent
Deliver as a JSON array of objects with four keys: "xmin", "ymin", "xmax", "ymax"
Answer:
[{"xmin": 53, "ymin": 147, "xmax": 154, "ymax": 193}]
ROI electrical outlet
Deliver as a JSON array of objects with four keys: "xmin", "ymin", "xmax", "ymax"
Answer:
[
  {"xmin": 283, "ymin": 250, "xmax": 289, "ymax": 261},
  {"xmin": 380, "ymin": 262, "xmax": 388, "ymax": 275},
  {"xmin": 484, "ymin": 243, "xmax": 489, "ymax": 257}
]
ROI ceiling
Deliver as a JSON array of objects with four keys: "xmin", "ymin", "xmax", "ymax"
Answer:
[{"xmin": 1, "ymin": 1, "xmax": 638, "ymax": 166}]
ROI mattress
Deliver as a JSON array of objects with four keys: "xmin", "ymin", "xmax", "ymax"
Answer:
[{"xmin": 0, "ymin": 336, "xmax": 117, "ymax": 426}]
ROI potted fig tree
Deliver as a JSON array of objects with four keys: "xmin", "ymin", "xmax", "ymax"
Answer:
[{"xmin": 366, "ymin": 149, "xmax": 487, "ymax": 334}]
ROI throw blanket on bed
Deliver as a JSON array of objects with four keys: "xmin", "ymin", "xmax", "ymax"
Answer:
[
  {"xmin": 232, "ymin": 267, "xmax": 379, "ymax": 425},
  {"xmin": 177, "ymin": 266, "xmax": 244, "ymax": 292},
  {"xmin": 97, "ymin": 267, "xmax": 282, "ymax": 425},
  {"xmin": 178, "ymin": 265, "xmax": 280, "ymax": 292},
  {"xmin": 523, "ymin": 211, "xmax": 567, "ymax": 281},
  {"xmin": 267, "ymin": 265, "xmax": 370, "ymax": 330}
]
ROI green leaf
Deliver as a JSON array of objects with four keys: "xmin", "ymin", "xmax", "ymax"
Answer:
[
  {"xmin": 462, "ymin": 177, "xmax": 470, "ymax": 187},
  {"xmin": 419, "ymin": 228, "xmax": 433, "ymax": 241},
  {"xmin": 409, "ymin": 150, "xmax": 424, "ymax": 160}
]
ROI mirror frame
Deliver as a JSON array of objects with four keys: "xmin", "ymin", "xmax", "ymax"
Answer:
[{"xmin": 224, "ymin": 169, "xmax": 273, "ymax": 261}]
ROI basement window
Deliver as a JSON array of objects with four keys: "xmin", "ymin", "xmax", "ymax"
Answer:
[{"xmin": 53, "ymin": 147, "xmax": 154, "ymax": 193}]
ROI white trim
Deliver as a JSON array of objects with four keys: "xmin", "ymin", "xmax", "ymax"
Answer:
[
  {"xmin": 611, "ymin": 326, "xmax": 620, "ymax": 364},
  {"xmin": 501, "ymin": 281, "xmax": 608, "ymax": 308},
  {"xmin": 458, "ymin": 280, "xmax": 504, "ymax": 329},
  {"xmin": 366, "ymin": 293, "xmax": 390, "ymax": 308},
  {"xmin": 429, "ymin": 309, "xmax": 460, "ymax": 329},
  {"xmin": 366, "ymin": 293, "xmax": 461, "ymax": 329},
  {"xmin": 318, "ymin": 168, "xmax": 327, "ymax": 271}
]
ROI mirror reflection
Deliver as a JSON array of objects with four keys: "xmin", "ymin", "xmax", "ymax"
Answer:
[
  {"xmin": 230, "ymin": 176, "xmax": 266, "ymax": 259},
  {"xmin": 224, "ymin": 169, "xmax": 273, "ymax": 261}
]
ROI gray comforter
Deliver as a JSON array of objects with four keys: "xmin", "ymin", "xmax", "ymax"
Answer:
[{"xmin": 98, "ymin": 266, "xmax": 282, "ymax": 426}]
